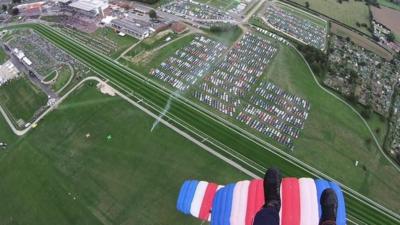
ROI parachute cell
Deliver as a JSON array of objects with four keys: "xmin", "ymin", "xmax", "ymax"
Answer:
[
  {"xmin": 199, "ymin": 183, "xmax": 218, "ymax": 221},
  {"xmin": 280, "ymin": 178, "xmax": 300, "ymax": 225},
  {"xmin": 190, "ymin": 181, "xmax": 208, "ymax": 217},
  {"xmin": 299, "ymin": 178, "xmax": 319, "ymax": 225},
  {"xmin": 245, "ymin": 179, "xmax": 264, "ymax": 225}
]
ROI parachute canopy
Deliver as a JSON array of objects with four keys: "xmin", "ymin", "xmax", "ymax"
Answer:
[{"xmin": 177, "ymin": 178, "xmax": 346, "ymax": 225}]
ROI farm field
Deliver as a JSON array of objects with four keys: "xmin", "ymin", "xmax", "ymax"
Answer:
[
  {"xmin": 289, "ymin": 0, "xmax": 372, "ymax": 35},
  {"xmin": 0, "ymin": 84, "xmax": 247, "ymax": 225},
  {"xmin": 371, "ymin": 6, "xmax": 400, "ymax": 40},
  {"xmin": 377, "ymin": 0, "xmax": 400, "ymax": 11},
  {"xmin": 13, "ymin": 23, "xmax": 400, "ymax": 224},
  {"xmin": 0, "ymin": 77, "xmax": 47, "ymax": 123}
]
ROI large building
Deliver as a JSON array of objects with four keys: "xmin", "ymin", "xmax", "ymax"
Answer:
[
  {"xmin": 110, "ymin": 11, "xmax": 170, "ymax": 39},
  {"xmin": 64, "ymin": 0, "xmax": 109, "ymax": 18},
  {"xmin": 111, "ymin": 18, "xmax": 151, "ymax": 39}
]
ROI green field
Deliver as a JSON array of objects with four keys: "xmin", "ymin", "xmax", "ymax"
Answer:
[
  {"xmin": 52, "ymin": 65, "xmax": 72, "ymax": 92},
  {"xmin": 125, "ymin": 30, "xmax": 179, "ymax": 58},
  {"xmin": 290, "ymin": 0, "xmax": 372, "ymax": 35},
  {"xmin": 94, "ymin": 28, "xmax": 139, "ymax": 58},
  {"xmin": 43, "ymin": 70, "xmax": 57, "ymax": 83},
  {"xmin": 0, "ymin": 47, "xmax": 8, "ymax": 64},
  {"xmin": 8, "ymin": 24, "xmax": 400, "ymax": 224},
  {"xmin": 119, "ymin": 34, "xmax": 196, "ymax": 75},
  {"xmin": 0, "ymin": 77, "xmax": 47, "ymax": 123},
  {"xmin": 0, "ymin": 84, "xmax": 246, "ymax": 224},
  {"xmin": 56, "ymin": 27, "xmax": 139, "ymax": 59},
  {"xmin": 377, "ymin": 0, "xmax": 400, "ymax": 10},
  {"xmin": 204, "ymin": 26, "xmax": 244, "ymax": 45}
]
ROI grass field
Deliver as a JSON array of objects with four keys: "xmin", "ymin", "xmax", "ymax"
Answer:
[
  {"xmin": 17, "ymin": 24, "xmax": 400, "ymax": 223},
  {"xmin": 203, "ymin": 26, "xmax": 244, "ymax": 45},
  {"xmin": 125, "ymin": 30, "xmax": 179, "ymax": 58},
  {"xmin": 0, "ymin": 47, "xmax": 8, "ymax": 64},
  {"xmin": 43, "ymin": 71, "xmax": 57, "ymax": 83},
  {"xmin": 52, "ymin": 65, "xmax": 72, "ymax": 92},
  {"xmin": 377, "ymin": 0, "xmax": 400, "ymax": 11},
  {"xmin": 290, "ymin": 0, "xmax": 372, "ymax": 35},
  {"xmin": 119, "ymin": 34, "xmax": 196, "ymax": 75},
  {"xmin": 0, "ymin": 77, "xmax": 47, "ymax": 123},
  {"xmin": 94, "ymin": 28, "xmax": 139, "ymax": 58},
  {"xmin": 57, "ymin": 27, "xmax": 138, "ymax": 59},
  {"xmin": 0, "ymin": 84, "xmax": 247, "ymax": 224}
]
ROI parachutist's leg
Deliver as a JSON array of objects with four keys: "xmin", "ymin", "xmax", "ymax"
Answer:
[
  {"xmin": 252, "ymin": 168, "xmax": 282, "ymax": 225},
  {"xmin": 252, "ymin": 207, "xmax": 279, "ymax": 225},
  {"xmin": 263, "ymin": 167, "xmax": 282, "ymax": 211},
  {"xmin": 319, "ymin": 188, "xmax": 338, "ymax": 225}
]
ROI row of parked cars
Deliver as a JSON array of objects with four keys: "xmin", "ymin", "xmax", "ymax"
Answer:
[
  {"xmin": 263, "ymin": 5, "xmax": 327, "ymax": 50},
  {"xmin": 150, "ymin": 35, "xmax": 227, "ymax": 91}
]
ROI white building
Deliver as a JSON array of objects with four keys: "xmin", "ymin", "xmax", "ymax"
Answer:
[{"xmin": 68, "ymin": 0, "xmax": 109, "ymax": 17}]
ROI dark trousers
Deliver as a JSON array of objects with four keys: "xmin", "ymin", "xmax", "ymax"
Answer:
[
  {"xmin": 252, "ymin": 207, "xmax": 279, "ymax": 225},
  {"xmin": 252, "ymin": 207, "xmax": 337, "ymax": 225}
]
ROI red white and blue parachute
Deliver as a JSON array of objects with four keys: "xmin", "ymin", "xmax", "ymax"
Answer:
[{"xmin": 177, "ymin": 178, "xmax": 346, "ymax": 225}]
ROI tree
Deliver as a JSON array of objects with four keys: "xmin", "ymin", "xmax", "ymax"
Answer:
[
  {"xmin": 305, "ymin": 1, "xmax": 310, "ymax": 8},
  {"xmin": 387, "ymin": 32, "xmax": 395, "ymax": 42},
  {"xmin": 1, "ymin": 5, "xmax": 7, "ymax": 11},
  {"xmin": 149, "ymin": 9, "xmax": 157, "ymax": 19}
]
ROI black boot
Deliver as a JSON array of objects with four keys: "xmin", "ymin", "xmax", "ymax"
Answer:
[
  {"xmin": 263, "ymin": 167, "xmax": 282, "ymax": 212},
  {"xmin": 319, "ymin": 188, "xmax": 338, "ymax": 225}
]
